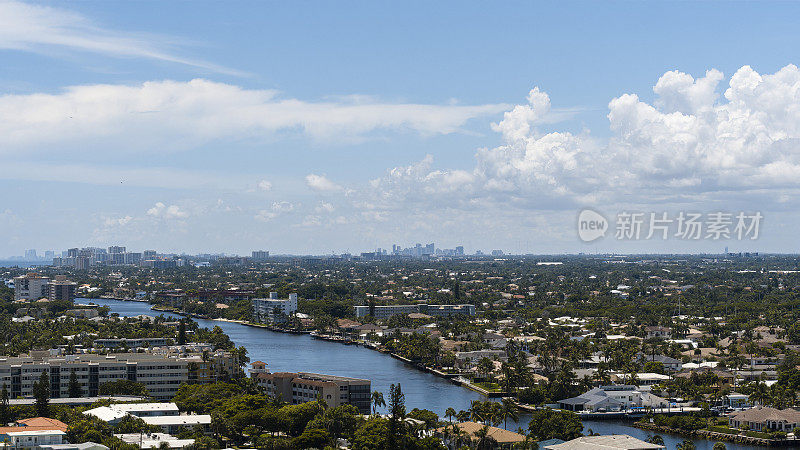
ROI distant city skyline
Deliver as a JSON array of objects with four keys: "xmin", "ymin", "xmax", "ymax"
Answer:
[
  {"xmin": 2, "ymin": 1, "xmax": 800, "ymax": 254},
  {"xmin": 0, "ymin": 243, "xmax": 766, "ymax": 261}
]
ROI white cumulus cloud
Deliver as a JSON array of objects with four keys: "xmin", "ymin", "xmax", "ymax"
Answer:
[
  {"xmin": 147, "ymin": 202, "xmax": 188, "ymax": 219},
  {"xmin": 305, "ymin": 174, "xmax": 343, "ymax": 192},
  {"xmin": 254, "ymin": 201, "xmax": 295, "ymax": 222},
  {"xmin": 364, "ymin": 64, "xmax": 800, "ymax": 213}
]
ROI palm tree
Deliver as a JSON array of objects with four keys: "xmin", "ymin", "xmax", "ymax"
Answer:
[
  {"xmin": 371, "ymin": 390, "xmax": 385, "ymax": 415},
  {"xmin": 749, "ymin": 382, "xmax": 770, "ymax": 406},
  {"xmin": 473, "ymin": 425, "xmax": 497, "ymax": 450},
  {"xmin": 501, "ymin": 362, "xmax": 516, "ymax": 393},
  {"xmin": 445, "ymin": 407, "xmax": 457, "ymax": 423},
  {"xmin": 448, "ymin": 423, "xmax": 468, "ymax": 450},
  {"xmin": 499, "ymin": 398, "xmax": 519, "ymax": 430},
  {"xmin": 593, "ymin": 365, "xmax": 612, "ymax": 385},
  {"xmin": 470, "ymin": 400, "xmax": 486, "ymax": 424}
]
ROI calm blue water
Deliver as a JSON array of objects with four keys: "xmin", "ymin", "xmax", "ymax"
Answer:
[
  {"xmin": 85, "ymin": 299, "xmax": 483, "ymax": 414},
  {"xmin": 87, "ymin": 298, "xmax": 765, "ymax": 449}
]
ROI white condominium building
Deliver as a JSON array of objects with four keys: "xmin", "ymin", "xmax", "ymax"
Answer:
[
  {"xmin": 0, "ymin": 352, "xmax": 201, "ymax": 400},
  {"xmin": 13, "ymin": 273, "xmax": 50, "ymax": 301},
  {"xmin": 251, "ymin": 292, "xmax": 298, "ymax": 322}
]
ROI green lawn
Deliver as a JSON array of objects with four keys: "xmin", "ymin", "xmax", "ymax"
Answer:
[
  {"xmin": 707, "ymin": 425, "xmax": 740, "ymax": 435},
  {"xmin": 474, "ymin": 381, "xmax": 502, "ymax": 392}
]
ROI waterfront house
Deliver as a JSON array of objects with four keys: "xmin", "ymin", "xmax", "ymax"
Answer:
[
  {"xmin": 728, "ymin": 406, "xmax": 800, "ymax": 432},
  {"xmin": 558, "ymin": 385, "xmax": 668, "ymax": 412},
  {"xmin": 354, "ymin": 324, "xmax": 387, "ymax": 339},
  {"xmin": 723, "ymin": 392, "xmax": 751, "ymax": 409},
  {"xmin": 454, "ymin": 350, "xmax": 506, "ymax": 370},
  {"xmin": 544, "ymin": 434, "xmax": 664, "ymax": 449}
]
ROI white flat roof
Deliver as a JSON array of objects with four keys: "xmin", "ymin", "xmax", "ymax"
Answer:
[
  {"xmin": 6, "ymin": 430, "xmax": 66, "ymax": 437},
  {"xmin": 115, "ymin": 433, "xmax": 194, "ymax": 449},
  {"xmin": 83, "ymin": 406, "xmax": 128, "ymax": 423},
  {"xmin": 142, "ymin": 415, "xmax": 211, "ymax": 426},
  {"xmin": 111, "ymin": 402, "xmax": 179, "ymax": 412}
]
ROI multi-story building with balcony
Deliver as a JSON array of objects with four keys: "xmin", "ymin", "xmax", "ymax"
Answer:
[
  {"xmin": 13, "ymin": 273, "xmax": 50, "ymax": 301},
  {"xmin": 48, "ymin": 276, "xmax": 77, "ymax": 303},
  {"xmin": 250, "ymin": 363, "xmax": 370, "ymax": 414},
  {"xmin": 251, "ymin": 293, "xmax": 298, "ymax": 323},
  {"xmin": 0, "ymin": 351, "xmax": 225, "ymax": 400}
]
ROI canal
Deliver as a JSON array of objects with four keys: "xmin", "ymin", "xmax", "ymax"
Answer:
[{"xmin": 87, "ymin": 298, "xmax": 765, "ymax": 449}]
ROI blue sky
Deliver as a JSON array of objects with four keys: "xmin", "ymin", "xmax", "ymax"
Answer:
[{"xmin": 2, "ymin": 0, "xmax": 800, "ymax": 256}]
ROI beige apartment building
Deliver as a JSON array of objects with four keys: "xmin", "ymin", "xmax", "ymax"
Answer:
[{"xmin": 250, "ymin": 362, "xmax": 371, "ymax": 414}]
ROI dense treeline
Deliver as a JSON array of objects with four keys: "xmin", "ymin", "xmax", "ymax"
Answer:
[{"xmin": 172, "ymin": 380, "xmax": 450, "ymax": 449}]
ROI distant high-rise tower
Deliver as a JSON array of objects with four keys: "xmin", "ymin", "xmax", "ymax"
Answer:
[
  {"xmin": 252, "ymin": 250, "xmax": 270, "ymax": 260},
  {"xmin": 24, "ymin": 249, "xmax": 37, "ymax": 260}
]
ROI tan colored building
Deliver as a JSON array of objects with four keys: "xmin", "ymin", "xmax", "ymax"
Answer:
[
  {"xmin": 251, "ymin": 366, "xmax": 370, "ymax": 414},
  {"xmin": 729, "ymin": 406, "xmax": 800, "ymax": 432}
]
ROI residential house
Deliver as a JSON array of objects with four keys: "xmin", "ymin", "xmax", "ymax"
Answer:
[
  {"xmin": 558, "ymin": 386, "xmax": 668, "ymax": 412},
  {"xmin": 729, "ymin": 406, "xmax": 800, "ymax": 432},
  {"xmin": 639, "ymin": 354, "xmax": 682, "ymax": 372},
  {"xmin": 645, "ymin": 326, "xmax": 671, "ymax": 340},
  {"xmin": 0, "ymin": 417, "xmax": 69, "ymax": 449}
]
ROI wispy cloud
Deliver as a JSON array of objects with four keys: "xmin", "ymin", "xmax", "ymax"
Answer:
[
  {"xmin": 0, "ymin": 0, "xmax": 245, "ymax": 75},
  {"xmin": 0, "ymin": 79, "xmax": 508, "ymax": 153}
]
